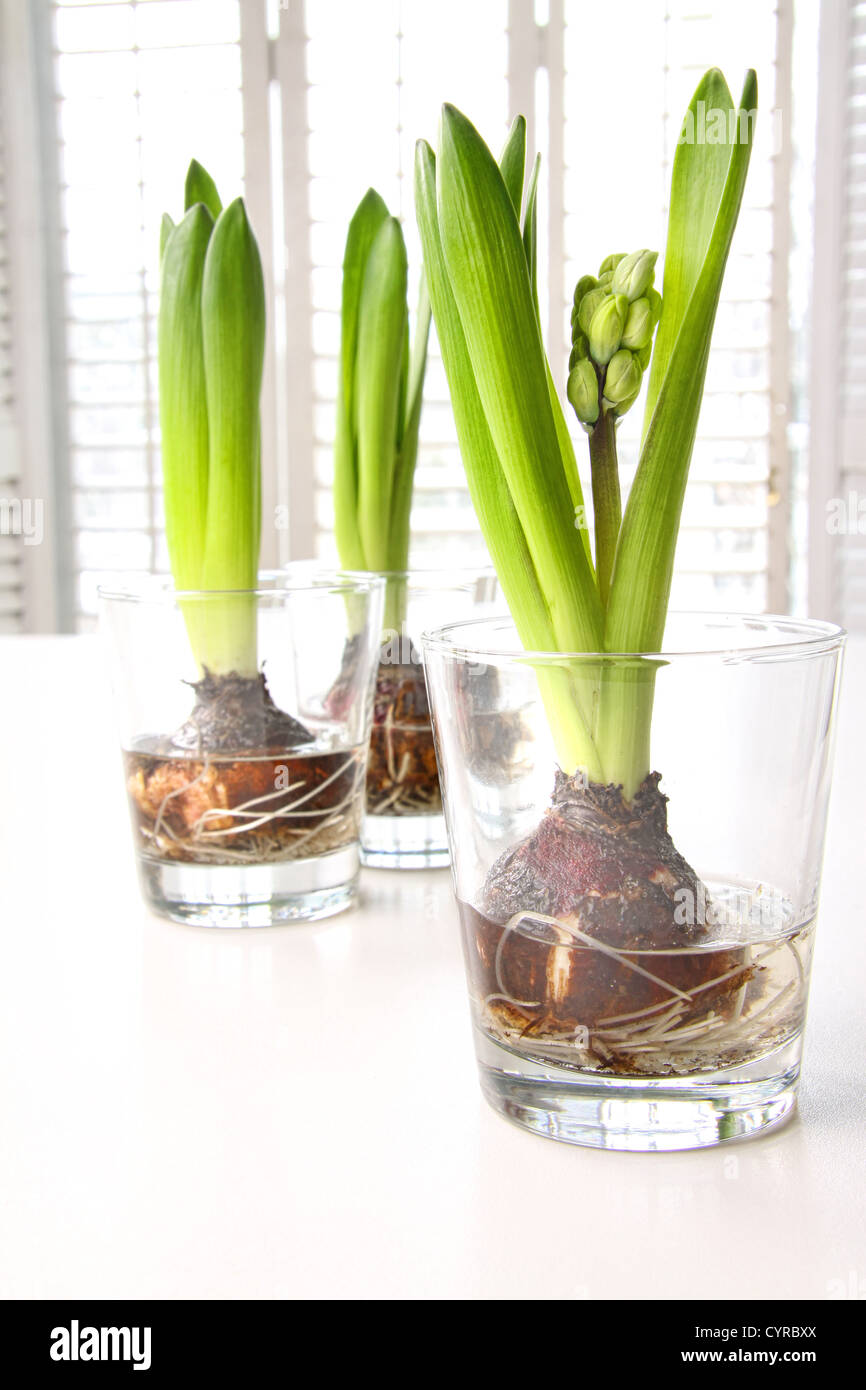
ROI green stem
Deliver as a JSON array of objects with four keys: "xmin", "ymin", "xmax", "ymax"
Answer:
[
  {"xmin": 383, "ymin": 573, "xmax": 408, "ymax": 639},
  {"xmin": 588, "ymin": 408, "xmax": 621, "ymax": 609},
  {"xmin": 547, "ymin": 663, "xmax": 606, "ymax": 782},
  {"xmin": 594, "ymin": 660, "xmax": 657, "ymax": 799}
]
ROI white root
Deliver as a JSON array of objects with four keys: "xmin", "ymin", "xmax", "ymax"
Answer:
[
  {"xmin": 478, "ymin": 908, "xmax": 808, "ymax": 1077},
  {"xmin": 366, "ymin": 707, "xmax": 441, "ymax": 817},
  {"xmin": 499, "ymin": 910, "xmax": 697, "ymax": 1003},
  {"xmin": 139, "ymin": 750, "xmax": 364, "ymax": 865},
  {"xmin": 195, "ymin": 756, "xmax": 358, "ymax": 839}
]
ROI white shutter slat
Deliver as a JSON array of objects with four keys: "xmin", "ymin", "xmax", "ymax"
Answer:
[
  {"xmin": 51, "ymin": 0, "xmax": 246, "ymax": 627},
  {"xmin": 838, "ymin": 2, "xmax": 866, "ymax": 625},
  {"xmin": 48, "ymin": 0, "xmax": 792, "ymax": 617},
  {"xmin": 0, "ymin": 88, "xmax": 24, "ymax": 629}
]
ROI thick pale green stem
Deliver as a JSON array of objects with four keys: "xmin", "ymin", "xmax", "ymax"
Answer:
[
  {"xmin": 383, "ymin": 574, "xmax": 408, "ymax": 639},
  {"xmin": 594, "ymin": 661, "xmax": 657, "ymax": 797},
  {"xmin": 537, "ymin": 664, "xmax": 606, "ymax": 784}
]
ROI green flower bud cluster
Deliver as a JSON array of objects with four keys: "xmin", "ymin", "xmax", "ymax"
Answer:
[{"xmin": 566, "ymin": 249, "xmax": 662, "ymax": 428}]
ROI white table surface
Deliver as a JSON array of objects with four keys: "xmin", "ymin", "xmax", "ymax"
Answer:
[{"xmin": 0, "ymin": 634, "xmax": 863, "ymax": 1302}]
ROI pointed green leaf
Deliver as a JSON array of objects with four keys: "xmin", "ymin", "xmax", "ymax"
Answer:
[
  {"xmin": 641, "ymin": 70, "xmax": 750, "ymax": 437},
  {"xmin": 416, "ymin": 142, "xmax": 549, "ymax": 642},
  {"xmin": 516, "ymin": 151, "xmax": 593, "ymax": 569},
  {"xmin": 437, "ymin": 104, "xmax": 602, "ymax": 655},
  {"xmin": 333, "ymin": 189, "xmax": 389, "ymax": 571},
  {"xmin": 405, "ymin": 278, "xmax": 432, "ymax": 445},
  {"xmin": 416, "ymin": 137, "xmax": 603, "ymax": 779},
  {"xmin": 499, "ymin": 115, "xmax": 526, "ymax": 216},
  {"xmin": 521, "ymin": 153, "xmax": 540, "ymax": 310},
  {"xmin": 158, "ymin": 203, "xmax": 213, "ymax": 592},
  {"xmin": 354, "ymin": 216, "xmax": 408, "ymax": 571},
  {"xmin": 159, "ymin": 212, "xmax": 175, "ymax": 264},
  {"xmin": 607, "ymin": 70, "xmax": 757, "ymax": 654},
  {"xmin": 184, "ymin": 159, "xmax": 223, "ymax": 219},
  {"xmin": 199, "ymin": 197, "xmax": 265, "ymax": 673},
  {"xmin": 388, "ymin": 276, "xmax": 432, "ymax": 573}
]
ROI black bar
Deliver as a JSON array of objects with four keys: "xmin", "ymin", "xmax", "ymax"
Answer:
[{"xmin": 0, "ymin": 1298, "xmax": 858, "ymax": 1374}]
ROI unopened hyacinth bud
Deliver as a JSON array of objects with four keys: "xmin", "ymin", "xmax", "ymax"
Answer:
[
  {"xmin": 568, "ymin": 331, "xmax": 589, "ymax": 370},
  {"xmin": 589, "ymin": 292, "xmax": 628, "ymax": 365},
  {"xmin": 567, "ymin": 356, "xmax": 600, "ymax": 426},
  {"xmin": 602, "ymin": 347, "xmax": 642, "ymax": 409},
  {"xmin": 573, "ymin": 275, "xmax": 597, "ymax": 307},
  {"xmin": 611, "ymin": 249, "xmax": 657, "ymax": 303},
  {"xmin": 577, "ymin": 285, "xmax": 608, "ymax": 336},
  {"xmin": 621, "ymin": 296, "xmax": 653, "ymax": 350},
  {"xmin": 567, "ymin": 250, "xmax": 662, "ymax": 429}
]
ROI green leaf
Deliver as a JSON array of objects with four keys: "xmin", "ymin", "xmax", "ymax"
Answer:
[
  {"xmin": 388, "ymin": 276, "xmax": 432, "ymax": 575},
  {"xmin": 413, "ymin": 78, "xmax": 754, "ymax": 798},
  {"xmin": 334, "ymin": 189, "xmax": 389, "ymax": 571},
  {"xmin": 516, "ymin": 150, "xmax": 593, "ymax": 569},
  {"xmin": 597, "ymin": 70, "xmax": 757, "ymax": 797},
  {"xmin": 437, "ymin": 104, "xmax": 602, "ymax": 657},
  {"xmin": 416, "ymin": 137, "xmax": 603, "ymax": 779},
  {"xmin": 522, "ymin": 153, "xmax": 540, "ymax": 311},
  {"xmin": 416, "ymin": 142, "xmax": 548, "ymax": 643},
  {"xmin": 499, "ymin": 115, "xmax": 526, "ymax": 216},
  {"xmin": 184, "ymin": 159, "xmax": 223, "ymax": 220},
  {"xmin": 607, "ymin": 69, "xmax": 757, "ymax": 654},
  {"xmin": 354, "ymin": 216, "xmax": 408, "ymax": 571},
  {"xmin": 199, "ymin": 197, "xmax": 265, "ymax": 674},
  {"xmin": 158, "ymin": 203, "xmax": 213, "ymax": 593},
  {"xmin": 641, "ymin": 71, "xmax": 750, "ymax": 438},
  {"xmin": 159, "ymin": 213, "xmax": 175, "ymax": 264}
]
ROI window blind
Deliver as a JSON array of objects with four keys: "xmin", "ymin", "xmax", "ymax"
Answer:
[
  {"xmin": 808, "ymin": 0, "xmax": 866, "ymax": 629},
  {"xmin": 838, "ymin": 0, "xmax": 866, "ymax": 624},
  {"xmin": 44, "ymin": 0, "xmax": 798, "ymax": 623},
  {"xmin": 0, "ymin": 82, "xmax": 24, "ymax": 632},
  {"xmin": 52, "ymin": 0, "xmax": 246, "ymax": 626}
]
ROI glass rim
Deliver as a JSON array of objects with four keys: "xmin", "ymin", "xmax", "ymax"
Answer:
[
  {"xmin": 282, "ymin": 562, "xmax": 497, "ymax": 584},
  {"xmin": 421, "ymin": 611, "xmax": 847, "ymax": 663},
  {"xmin": 96, "ymin": 569, "xmax": 385, "ymax": 605}
]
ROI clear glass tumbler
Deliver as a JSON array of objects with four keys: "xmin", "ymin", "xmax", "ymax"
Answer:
[
  {"xmin": 359, "ymin": 568, "xmax": 498, "ymax": 869},
  {"xmin": 100, "ymin": 571, "xmax": 384, "ymax": 926},
  {"xmin": 423, "ymin": 613, "xmax": 845, "ymax": 1151}
]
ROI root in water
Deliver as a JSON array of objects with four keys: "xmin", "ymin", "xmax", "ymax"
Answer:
[
  {"xmin": 126, "ymin": 746, "xmax": 364, "ymax": 865},
  {"xmin": 364, "ymin": 659, "xmax": 441, "ymax": 817},
  {"xmin": 461, "ymin": 770, "xmax": 811, "ymax": 1077},
  {"xmin": 324, "ymin": 637, "xmax": 441, "ymax": 817}
]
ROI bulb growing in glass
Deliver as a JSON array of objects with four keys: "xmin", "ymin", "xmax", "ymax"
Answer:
[{"xmin": 412, "ymin": 72, "xmax": 794, "ymax": 1083}]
